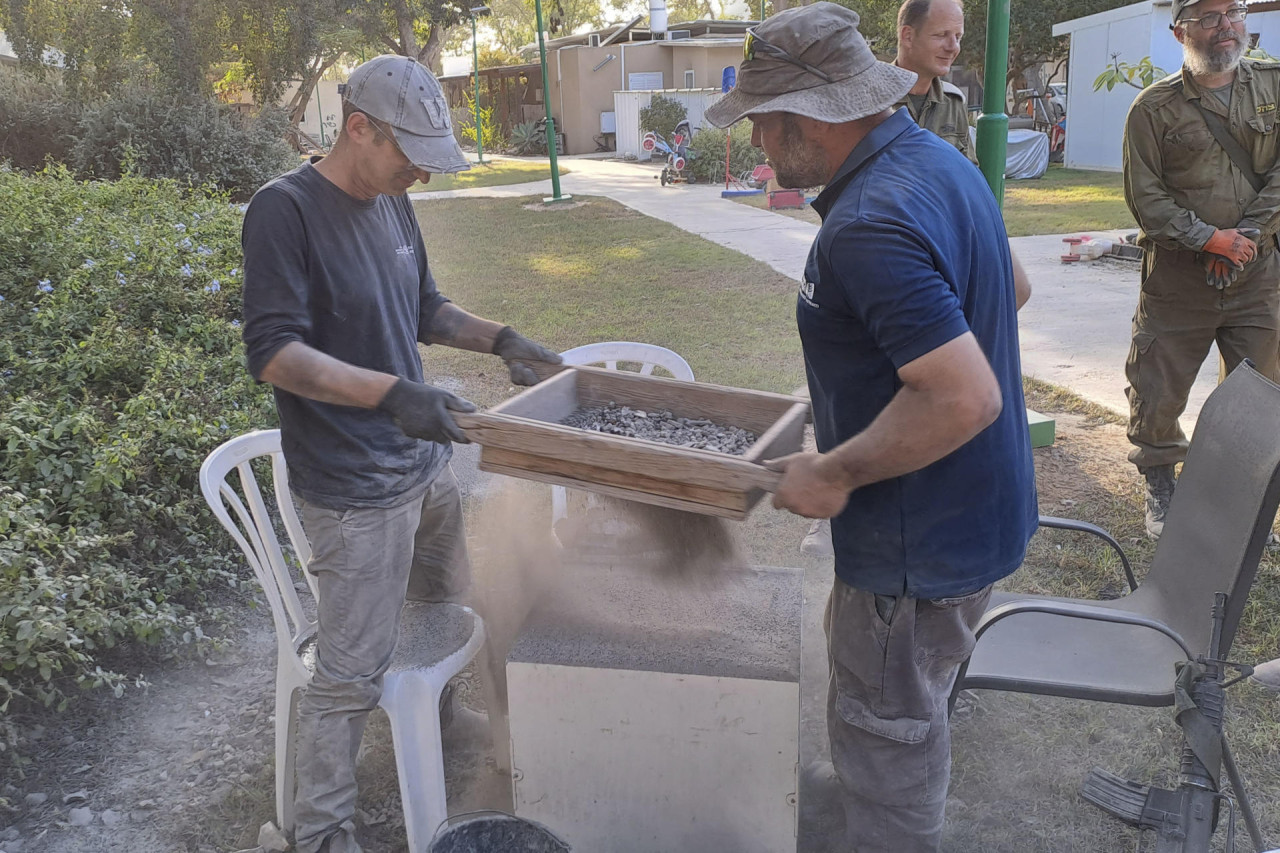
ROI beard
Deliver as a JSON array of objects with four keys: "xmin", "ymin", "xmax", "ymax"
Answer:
[
  {"xmin": 769, "ymin": 115, "xmax": 830, "ymax": 189},
  {"xmin": 1184, "ymin": 30, "xmax": 1246, "ymax": 75}
]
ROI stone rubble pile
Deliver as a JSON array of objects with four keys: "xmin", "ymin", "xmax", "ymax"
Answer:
[{"xmin": 561, "ymin": 403, "xmax": 758, "ymax": 455}]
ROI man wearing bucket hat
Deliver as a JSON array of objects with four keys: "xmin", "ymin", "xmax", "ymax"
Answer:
[
  {"xmin": 706, "ymin": 4, "xmax": 1037, "ymax": 848},
  {"xmin": 797, "ymin": 0, "xmax": 1033, "ymax": 561},
  {"xmin": 241, "ymin": 54, "xmax": 562, "ymax": 853},
  {"xmin": 1122, "ymin": 0, "xmax": 1280, "ymax": 540}
]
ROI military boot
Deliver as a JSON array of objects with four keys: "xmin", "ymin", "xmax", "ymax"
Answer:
[{"xmin": 1139, "ymin": 464, "xmax": 1177, "ymax": 540}]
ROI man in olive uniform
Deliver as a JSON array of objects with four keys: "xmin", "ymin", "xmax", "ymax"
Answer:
[
  {"xmin": 895, "ymin": 0, "xmax": 976, "ymax": 163},
  {"xmin": 1123, "ymin": 0, "xmax": 1280, "ymax": 539}
]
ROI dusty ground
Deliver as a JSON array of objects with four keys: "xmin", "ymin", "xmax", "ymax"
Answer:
[{"xmin": 2, "ymin": 404, "xmax": 1278, "ymax": 853}]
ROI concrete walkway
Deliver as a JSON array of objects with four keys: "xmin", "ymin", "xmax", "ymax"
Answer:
[{"xmin": 414, "ymin": 154, "xmax": 1222, "ymax": 426}]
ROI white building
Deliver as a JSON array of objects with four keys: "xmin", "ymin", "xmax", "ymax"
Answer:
[{"xmin": 1052, "ymin": 0, "xmax": 1280, "ymax": 171}]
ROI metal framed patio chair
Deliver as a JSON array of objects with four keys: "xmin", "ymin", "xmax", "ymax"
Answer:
[
  {"xmin": 199, "ymin": 429, "xmax": 486, "ymax": 853},
  {"xmin": 949, "ymin": 362, "xmax": 1280, "ymax": 848},
  {"xmin": 952, "ymin": 361, "xmax": 1280, "ymax": 708}
]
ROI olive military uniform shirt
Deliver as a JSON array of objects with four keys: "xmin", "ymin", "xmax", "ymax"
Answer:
[
  {"xmin": 1123, "ymin": 59, "xmax": 1280, "ymax": 254},
  {"xmin": 894, "ymin": 73, "xmax": 977, "ymax": 164}
]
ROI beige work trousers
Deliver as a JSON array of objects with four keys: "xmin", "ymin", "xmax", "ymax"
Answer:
[{"xmin": 1125, "ymin": 245, "xmax": 1280, "ymax": 469}]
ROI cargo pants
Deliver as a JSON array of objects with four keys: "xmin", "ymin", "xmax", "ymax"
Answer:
[
  {"xmin": 290, "ymin": 467, "xmax": 471, "ymax": 853},
  {"xmin": 825, "ymin": 577, "xmax": 991, "ymax": 852},
  {"xmin": 1126, "ymin": 245, "xmax": 1280, "ymax": 468}
]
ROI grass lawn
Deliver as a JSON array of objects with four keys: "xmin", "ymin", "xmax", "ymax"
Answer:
[
  {"xmin": 727, "ymin": 164, "xmax": 1137, "ymax": 237},
  {"xmin": 411, "ymin": 194, "xmax": 805, "ymax": 404},
  {"xmin": 408, "ymin": 159, "xmax": 567, "ymax": 193},
  {"xmin": 1003, "ymin": 164, "xmax": 1136, "ymax": 237}
]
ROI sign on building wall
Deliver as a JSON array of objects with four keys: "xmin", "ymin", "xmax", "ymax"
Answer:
[{"xmin": 627, "ymin": 71, "xmax": 664, "ymax": 91}]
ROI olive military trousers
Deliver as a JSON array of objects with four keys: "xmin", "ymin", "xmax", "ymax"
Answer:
[{"xmin": 1126, "ymin": 245, "xmax": 1280, "ymax": 469}]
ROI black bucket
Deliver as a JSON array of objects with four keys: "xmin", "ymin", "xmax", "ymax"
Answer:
[{"xmin": 428, "ymin": 811, "xmax": 571, "ymax": 853}]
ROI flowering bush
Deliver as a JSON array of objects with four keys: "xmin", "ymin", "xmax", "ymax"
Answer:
[{"xmin": 0, "ymin": 166, "xmax": 275, "ymax": 760}]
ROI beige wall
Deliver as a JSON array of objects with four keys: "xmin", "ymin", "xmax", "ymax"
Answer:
[{"xmin": 547, "ymin": 41, "xmax": 742, "ymax": 155}]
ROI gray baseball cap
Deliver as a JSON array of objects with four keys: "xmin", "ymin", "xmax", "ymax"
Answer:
[
  {"xmin": 341, "ymin": 55, "xmax": 470, "ymax": 174},
  {"xmin": 1171, "ymin": 0, "xmax": 1204, "ymax": 22}
]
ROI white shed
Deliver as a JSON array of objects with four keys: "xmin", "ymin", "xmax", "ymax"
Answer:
[
  {"xmin": 1053, "ymin": 0, "xmax": 1280, "ymax": 171},
  {"xmin": 612, "ymin": 88, "xmax": 725, "ymax": 159}
]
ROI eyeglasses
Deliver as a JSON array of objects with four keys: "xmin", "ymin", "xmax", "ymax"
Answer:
[
  {"xmin": 1178, "ymin": 6, "xmax": 1247, "ymax": 29},
  {"xmin": 743, "ymin": 28, "xmax": 834, "ymax": 84},
  {"xmin": 351, "ymin": 107, "xmax": 410, "ymax": 158}
]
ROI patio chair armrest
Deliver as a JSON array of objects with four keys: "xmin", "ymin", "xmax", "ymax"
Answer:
[
  {"xmin": 1037, "ymin": 515, "xmax": 1137, "ymax": 592},
  {"xmin": 975, "ymin": 599, "xmax": 1194, "ymax": 660}
]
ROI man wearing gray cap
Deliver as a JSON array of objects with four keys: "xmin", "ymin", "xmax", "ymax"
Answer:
[
  {"xmin": 1122, "ymin": 0, "xmax": 1280, "ymax": 540},
  {"xmin": 705, "ymin": 4, "xmax": 1037, "ymax": 848},
  {"xmin": 240, "ymin": 55, "xmax": 561, "ymax": 853}
]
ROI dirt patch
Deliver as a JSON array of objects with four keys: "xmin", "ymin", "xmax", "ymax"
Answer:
[{"xmin": 519, "ymin": 200, "xmax": 590, "ymax": 212}]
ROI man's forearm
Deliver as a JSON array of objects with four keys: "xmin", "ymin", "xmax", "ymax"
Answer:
[
  {"xmin": 425, "ymin": 302, "xmax": 507, "ymax": 352},
  {"xmin": 1010, "ymin": 245, "xmax": 1031, "ymax": 310},
  {"xmin": 819, "ymin": 381, "xmax": 1002, "ymax": 493},
  {"xmin": 259, "ymin": 341, "xmax": 397, "ymax": 408}
]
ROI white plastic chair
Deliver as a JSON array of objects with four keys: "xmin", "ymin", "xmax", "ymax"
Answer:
[
  {"xmin": 551, "ymin": 342, "xmax": 695, "ymax": 541},
  {"xmin": 199, "ymin": 429, "xmax": 485, "ymax": 853}
]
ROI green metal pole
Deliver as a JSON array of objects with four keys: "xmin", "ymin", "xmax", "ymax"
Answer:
[
  {"xmin": 315, "ymin": 83, "xmax": 325, "ymax": 148},
  {"xmin": 534, "ymin": 0, "xmax": 570, "ymax": 202},
  {"xmin": 471, "ymin": 16, "xmax": 485, "ymax": 164},
  {"xmin": 759, "ymin": 0, "xmax": 765, "ymax": 21},
  {"xmin": 976, "ymin": 0, "xmax": 1010, "ymax": 207}
]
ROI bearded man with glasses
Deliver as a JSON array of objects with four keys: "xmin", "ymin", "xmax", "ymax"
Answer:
[{"xmin": 1122, "ymin": 0, "xmax": 1280, "ymax": 541}]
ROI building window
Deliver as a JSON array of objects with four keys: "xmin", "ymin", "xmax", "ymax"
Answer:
[{"xmin": 684, "ymin": 69, "xmax": 695, "ymax": 89}]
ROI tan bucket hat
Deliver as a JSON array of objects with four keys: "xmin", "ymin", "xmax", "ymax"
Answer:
[{"xmin": 704, "ymin": 2, "xmax": 917, "ymax": 128}]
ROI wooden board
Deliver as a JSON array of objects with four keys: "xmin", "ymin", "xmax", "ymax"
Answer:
[{"xmin": 454, "ymin": 367, "xmax": 809, "ymax": 519}]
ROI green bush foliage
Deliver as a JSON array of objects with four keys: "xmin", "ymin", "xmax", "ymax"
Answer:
[
  {"xmin": 71, "ymin": 86, "xmax": 297, "ymax": 202},
  {"xmin": 0, "ymin": 74, "xmax": 82, "ymax": 172},
  {"xmin": 0, "ymin": 77, "xmax": 296, "ymax": 202},
  {"xmin": 639, "ymin": 94, "xmax": 687, "ymax": 141},
  {"xmin": 687, "ymin": 122, "xmax": 766, "ymax": 183},
  {"xmin": 0, "ymin": 167, "xmax": 275, "ymax": 753},
  {"xmin": 457, "ymin": 90, "xmax": 508, "ymax": 154}
]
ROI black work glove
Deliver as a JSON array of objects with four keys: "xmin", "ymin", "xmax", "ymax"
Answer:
[
  {"xmin": 492, "ymin": 326, "xmax": 563, "ymax": 386},
  {"xmin": 1204, "ymin": 227, "xmax": 1261, "ymax": 290},
  {"xmin": 376, "ymin": 378, "xmax": 476, "ymax": 444}
]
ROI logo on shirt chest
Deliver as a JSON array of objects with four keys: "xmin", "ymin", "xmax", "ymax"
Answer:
[
  {"xmin": 395, "ymin": 245, "xmax": 415, "ymax": 257},
  {"xmin": 799, "ymin": 278, "xmax": 818, "ymax": 308}
]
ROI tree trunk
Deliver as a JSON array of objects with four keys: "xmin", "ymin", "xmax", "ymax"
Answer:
[
  {"xmin": 287, "ymin": 58, "xmax": 337, "ymax": 128},
  {"xmin": 417, "ymin": 25, "xmax": 445, "ymax": 73},
  {"xmin": 393, "ymin": 0, "xmax": 418, "ymax": 56}
]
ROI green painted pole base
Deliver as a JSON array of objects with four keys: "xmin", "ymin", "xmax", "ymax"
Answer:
[{"xmin": 1027, "ymin": 408, "xmax": 1056, "ymax": 448}]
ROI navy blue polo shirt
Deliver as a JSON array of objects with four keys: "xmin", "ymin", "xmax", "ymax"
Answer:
[{"xmin": 800, "ymin": 109, "xmax": 1038, "ymax": 599}]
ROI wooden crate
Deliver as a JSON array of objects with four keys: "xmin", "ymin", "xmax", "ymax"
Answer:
[{"xmin": 456, "ymin": 366, "xmax": 809, "ymax": 519}]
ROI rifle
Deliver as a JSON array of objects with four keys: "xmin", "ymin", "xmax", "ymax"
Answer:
[{"xmin": 1080, "ymin": 593, "xmax": 1267, "ymax": 852}]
